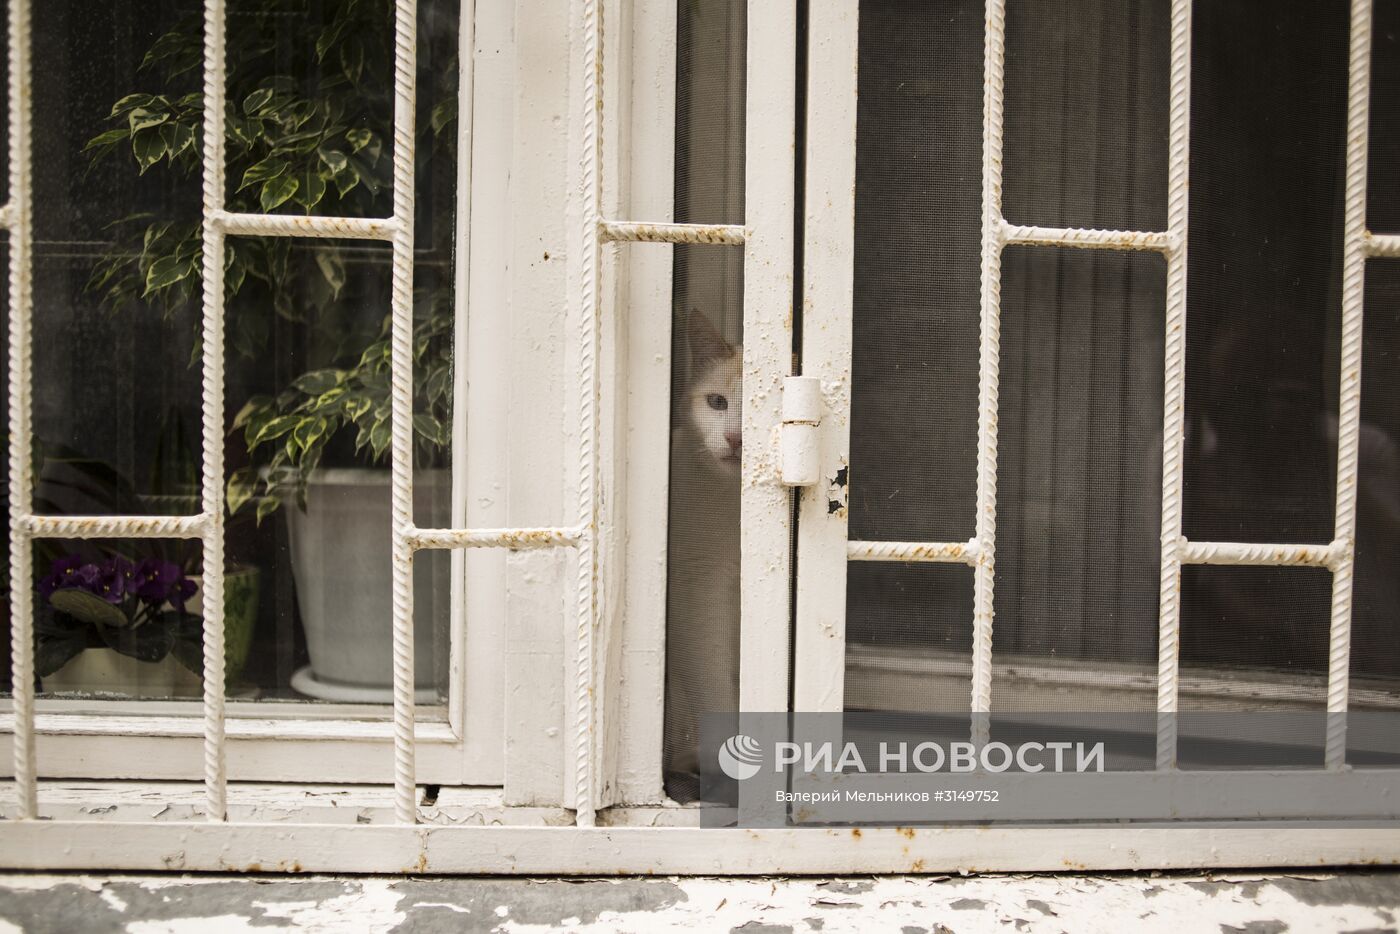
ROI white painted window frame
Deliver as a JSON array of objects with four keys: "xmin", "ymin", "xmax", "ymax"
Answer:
[
  {"xmin": 0, "ymin": 0, "xmax": 515, "ymax": 792},
  {"xmin": 3, "ymin": 0, "xmax": 1400, "ymax": 874},
  {"xmin": 0, "ymin": 0, "xmax": 798, "ymax": 829}
]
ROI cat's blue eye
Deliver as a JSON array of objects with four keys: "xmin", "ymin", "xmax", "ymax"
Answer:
[{"xmin": 706, "ymin": 393, "xmax": 728, "ymax": 412}]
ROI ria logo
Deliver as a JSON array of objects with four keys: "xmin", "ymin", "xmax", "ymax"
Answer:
[{"xmin": 717, "ymin": 734, "xmax": 763, "ymax": 780}]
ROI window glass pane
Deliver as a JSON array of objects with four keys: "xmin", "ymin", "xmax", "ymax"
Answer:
[
  {"xmin": 1178, "ymin": 566, "xmax": 1331, "ymax": 767},
  {"xmin": 839, "ymin": 0, "xmax": 1400, "ymax": 724},
  {"xmin": 991, "ymin": 247, "xmax": 1164, "ymax": 711},
  {"xmin": 846, "ymin": 563, "xmax": 971, "ymax": 714},
  {"xmin": 1352, "ymin": 0, "xmax": 1400, "ymax": 743},
  {"xmin": 223, "ymin": 0, "xmax": 402, "ymax": 220},
  {"xmin": 846, "ymin": 0, "xmax": 982, "ymax": 544},
  {"xmin": 1354, "ymin": 261, "xmax": 1400, "ymax": 697},
  {"xmin": 664, "ymin": 0, "xmax": 746, "ymax": 802},
  {"xmin": 34, "ymin": 539, "xmax": 206, "ymax": 701},
  {"xmin": 1180, "ymin": 566, "xmax": 1332, "ymax": 706},
  {"xmin": 2, "ymin": 0, "xmax": 458, "ymax": 707},
  {"xmin": 1368, "ymin": 0, "xmax": 1400, "ymax": 234},
  {"xmin": 1181, "ymin": 0, "xmax": 1348, "ymax": 546},
  {"xmin": 1002, "ymin": 0, "xmax": 1170, "ymax": 232}
]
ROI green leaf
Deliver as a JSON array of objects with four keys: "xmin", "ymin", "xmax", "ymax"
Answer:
[
  {"xmin": 271, "ymin": 125, "xmax": 323, "ymax": 154},
  {"xmin": 347, "ymin": 156, "xmax": 381, "ymax": 194},
  {"xmin": 35, "ymin": 623, "xmax": 88, "ymax": 678},
  {"xmin": 142, "ymin": 220, "xmax": 173, "ymax": 250},
  {"xmin": 226, "ymin": 247, "xmax": 248, "ymax": 295},
  {"xmin": 317, "ymin": 144, "xmax": 350, "ymax": 177},
  {"xmin": 360, "ymin": 132, "xmax": 384, "ymax": 166},
  {"xmin": 143, "ymin": 254, "xmax": 192, "ymax": 296},
  {"xmin": 255, "ymin": 496, "xmax": 281, "ymax": 525},
  {"xmin": 340, "ymin": 36, "xmax": 365, "ymax": 85},
  {"xmin": 314, "ymin": 251, "xmax": 346, "ymax": 299},
  {"xmin": 142, "ymin": 31, "xmax": 196, "ymax": 73},
  {"xmin": 131, "ymin": 127, "xmax": 167, "ymax": 173},
  {"xmin": 293, "ymin": 417, "xmax": 329, "ymax": 452},
  {"xmin": 369, "ymin": 417, "xmax": 391, "ymax": 460},
  {"xmin": 83, "ymin": 127, "xmax": 131, "ymax": 152},
  {"xmin": 430, "ymin": 98, "xmax": 457, "ymax": 135},
  {"xmin": 293, "ymin": 166, "xmax": 327, "ymax": 210},
  {"xmin": 425, "ymin": 364, "xmax": 452, "ymax": 403},
  {"xmin": 344, "ymin": 396, "xmax": 373, "ymax": 421},
  {"xmin": 169, "ymin": 621, "xmax": 205, "ymax": 678},
  {"xmin": 230, "ymin": 306, "xmax": 268, "ymax": 359},
  {"xmin": 238, "ymin": 155, "xmax": 287, "ymax": 191},
  {"xmin": 163, "ymin": 122, "xmax": 197, "ymax": 159},
  {"xmin": 99, "ymin": 619, "xmax": 175, "ymax": 663},
  {"xmin": 50, "ymin": 589, "xmax": 129, "ymax": 628},
  {"xmin": 345, "ymin": 128, "xmax": 373, "ymax": 152},
  {"xmin": 226, "ymin": 467, "xmax": 257, "ymax": 515},
  {"xmin": 260, "ymin": 175, "xmax": 299, "ymax": 211},
  {"xmin": 243, "ymin": 87, "xmax": 275, "ymax": 115},
  {"xmin": 331, "ymin": 165, "xmax": 360, "ymax": 198},
  {"xmin": 315, "ymin": 18, "xmax": 351, "ymax": 63},
  {"xmin": 231, "ymin": 395, "xmax": 270, "ymax": 431},
  {"xmin": 292, "ymin": 368, "xmax": 342, "ymax": 395},
  {"xmin": 317, "ymin": 146, "xmax": 349, "ymax": 174},
  {"xmin": 109, "ymin": 93, "xmax": 154, "ymax": 117},
  {"xmin": 275, "ymin": 99, "xmax": 317, "ymax": 132},
  {"xmin": 413, "ymin": 413, "xmax": 446, "ymax": 445},
  {"xmin": 311, "ymin": 387, "xmax": 348, "ymax": 413},
  {"xmin": 128, "ymin": 105, "xmax": 170, "ymax": 134},
  {"xmin": 249, "ymin": 414, "xmax": 301, "ymax": 447}
]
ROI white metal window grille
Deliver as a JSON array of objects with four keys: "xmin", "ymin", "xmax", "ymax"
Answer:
[
  {"xmin": 799, "ymin": 0, "xmax": 1400, "ymax": 778},
  {"xmin": 2, "ymin": 0, "xmax": 787, "ymax": 833},
  {"xmin": 5, "ymin": 0, "xmax": 587, "ymax": 827},
  {"xmin": 4, "ymin": 0, "xmax": 1400, "ymax": 875}
]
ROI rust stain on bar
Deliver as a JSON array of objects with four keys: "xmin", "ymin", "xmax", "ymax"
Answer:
[
  {"xmin": 214, "ymin": 210, "xmax": 399, "ymax": 241},
  {"xmin": 1181, "ymin": 540, "xmax": 1339, "ymax": 568},
  {"xmin": 407, "ymin": 526, "xmax": 583, "ymax": 552},
  {"xmin": 25, "ymin": 514, "xmax": 209, "ymax": 539},
  {"xmin": 599, "ymin": 220, "xmax": 748, "ymax": 245},
  {"xmin": 1366, "ymin": 232, "xmax": 1400, "ymax": 257},
  {"xmin": 847, "ymin": 539, "xmax": 979, "ymax": 565},
  {"xmin": 1002, "ymin": 222, "xmax": 1172, "ymax": 253}
]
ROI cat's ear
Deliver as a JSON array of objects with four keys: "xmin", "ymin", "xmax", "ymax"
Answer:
[{"xmin": 686, "ymin": 310, "xmax": 734, "ymax": 367}]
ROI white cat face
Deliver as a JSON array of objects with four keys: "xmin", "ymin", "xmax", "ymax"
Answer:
[{"xmin": 684, "ymin": 312, "xmax": 743, "ymax": 477}]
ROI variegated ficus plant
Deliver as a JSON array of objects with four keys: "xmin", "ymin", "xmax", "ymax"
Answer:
[{"xmin": 83, "ymin": 0, "xmax": 457, "ymax": 522}]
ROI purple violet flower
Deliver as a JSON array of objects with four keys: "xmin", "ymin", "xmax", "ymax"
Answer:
[
  {"xmin": 38, "ymin": 554, "xmax": 87, "ymax": 598},
  {"xmin": 94, "ymin": 558, "xmax": 130, "ymax": 604},
  {"xmin": 169, "ymin": 577, "xmax": 197, "ymax": 612},
  {"xmin": 134, "ymin": 559, "xmax": 187, "ymax": 606},
  {"xmin": 41, "ymin": 551, "xmax": 197, "ymax": 622},
  {"xmin": 68, "ymin": 563, "xmax": 103, "ymax": 594}
]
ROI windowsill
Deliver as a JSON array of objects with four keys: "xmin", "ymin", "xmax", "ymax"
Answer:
[{"xmin": 846, "ymin": 642, "xmax": 1400, "ymax": 712}]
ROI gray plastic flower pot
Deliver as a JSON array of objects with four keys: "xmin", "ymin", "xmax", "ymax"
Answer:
[{"xmin": 285, "ymin": 468, "xmax": 450, "ymax": 702}]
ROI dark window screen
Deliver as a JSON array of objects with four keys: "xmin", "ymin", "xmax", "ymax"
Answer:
[{"xmin": 844, "ymin": 0, "xmax": 1400, "ymax": 716}]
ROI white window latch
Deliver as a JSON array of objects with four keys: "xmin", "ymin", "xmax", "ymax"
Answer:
[{"xmin": 780, "ymin": 375, "xmax": 822, "ymax": 486}]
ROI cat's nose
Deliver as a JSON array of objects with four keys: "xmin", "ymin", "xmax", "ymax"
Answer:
[{"xmin": 724, "ymin": 431, "xmax": 741, "ymax": 453}]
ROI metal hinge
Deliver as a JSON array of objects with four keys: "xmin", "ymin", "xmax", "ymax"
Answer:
[{"xmin": 780, "ymin": 375, "xmax": 822, "ymax": 486}]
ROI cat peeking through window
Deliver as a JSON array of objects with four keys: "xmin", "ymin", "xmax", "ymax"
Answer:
[{"xmin": 664, "ymin": 310, "xmax": 742, "ymax": 800}]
